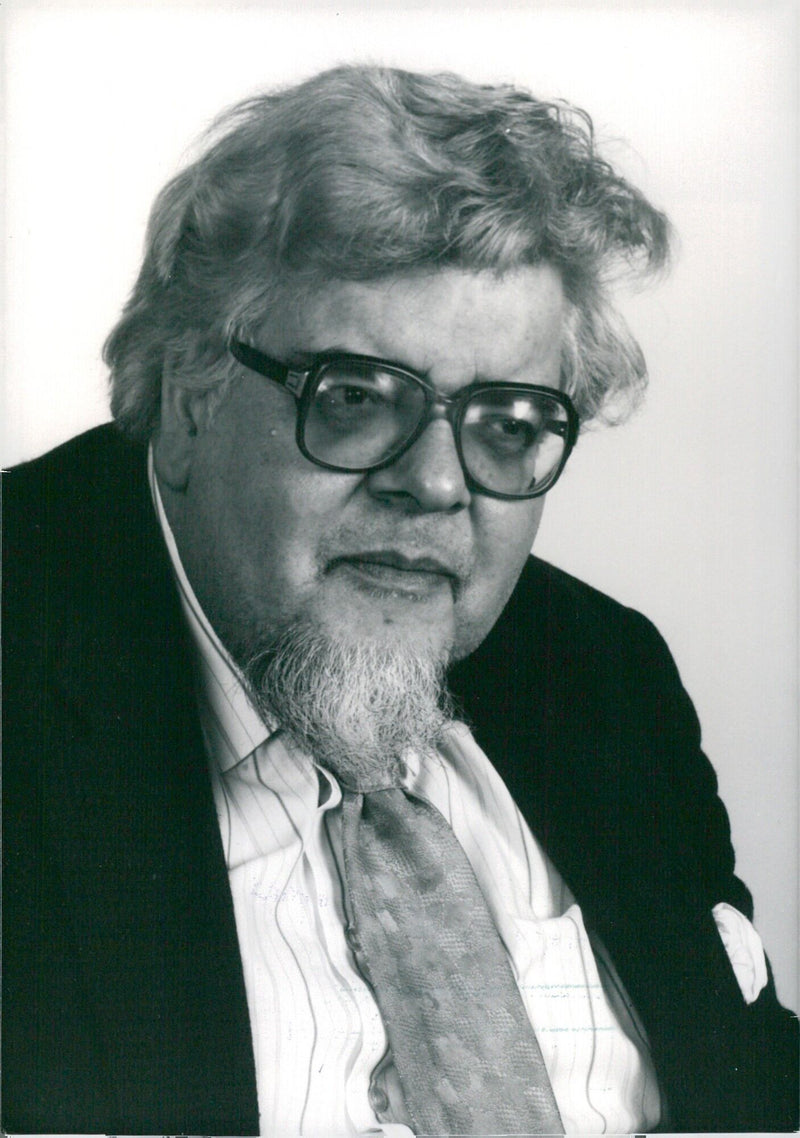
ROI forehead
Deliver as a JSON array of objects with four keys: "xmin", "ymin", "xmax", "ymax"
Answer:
[{"xmin": 256, "ymin": 265, "xmax": 566, "ymax": 387}]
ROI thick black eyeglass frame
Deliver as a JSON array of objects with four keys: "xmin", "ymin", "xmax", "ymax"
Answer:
[{"xmin": 229, "ymin": 337, "xmax": 580, "ymax": 500}]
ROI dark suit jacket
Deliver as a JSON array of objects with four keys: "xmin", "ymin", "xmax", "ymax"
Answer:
[{"xmin": 3, "ymin": 424, "xmax": 797, "ymax": 1134}]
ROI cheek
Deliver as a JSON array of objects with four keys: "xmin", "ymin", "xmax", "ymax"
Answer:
[
  {"xmin": 230, "ymin": 470, "xmax": 332, "ymax": 578},
  {"xmin": 453, "ymin": 500, "xmax": 544, "ymax": 657},
  {"xmin": 224, "ymin": 457, "xmax": 369, "ymax": 617},
  {"xmin": 212, "ymin": 402, "xmax": 332, "ymax": 552},
  {"xmin": 477, "ymin": 499, "xmax": 545, "ymax": 582},
  {"xmin": 184, "ymin": 420, "xmax": 323, "ymax": 603}
]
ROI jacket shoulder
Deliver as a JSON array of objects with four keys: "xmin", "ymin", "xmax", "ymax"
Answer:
[
  {"xmin": 457, "ymin": 553, "xmax": 671, "ymax": 687},
  {"xmin": 4, "ymin": 423, "xmax": 144, "ymax": 524},
  {"xmin": 516, "ymin": 554, "xmax": 660, "ymax": 631},
  {"xmin": 2, "ymin": 424, "xmax": 164, "ymax": 692},
  {"xmin": 448, "ymin": 553, "xmax": 749, "ymax": 907},
  {"xmin": 4, "ymin": 422, "xmax": 149, "ymax": 558}
]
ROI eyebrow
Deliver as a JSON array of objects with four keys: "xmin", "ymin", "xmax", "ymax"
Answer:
[
  {"xmin": 279, "ymin": 344, "xmax": 545, "ymax": 392},
  {"xmin": 286, "ymin": 345, "xmax": 433, "ymax": 378},
  {"xmin": 283, "ymin": 345, "xmax": 361, "ymax": 369}
]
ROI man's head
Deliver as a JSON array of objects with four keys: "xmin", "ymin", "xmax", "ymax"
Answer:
[
  {"xmin": 106, "ymin": 65, "xmax": 668, "ymax": 442},
  {"xmin": 104, "ymin": 66, "xmax": 669, "ymax": 765}
]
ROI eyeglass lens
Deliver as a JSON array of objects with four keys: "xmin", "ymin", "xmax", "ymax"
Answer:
[{"xmin": 303, "ymin": 359, "xmax": 570, "ymax": 496}]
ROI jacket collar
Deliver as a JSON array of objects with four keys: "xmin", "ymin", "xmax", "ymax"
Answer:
[{"xmin": 41, "ymin": 427, "xmax": 260, "ymax": 1131}]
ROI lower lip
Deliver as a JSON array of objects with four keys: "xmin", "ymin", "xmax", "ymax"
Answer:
[{"xmin": 330, "ymin": 558, "xmax": 455, "ymax": 601}]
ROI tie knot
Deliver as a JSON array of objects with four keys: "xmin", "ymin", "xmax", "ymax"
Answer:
[{"xmin": 330, "ymin": 754, "xmax": 407, "ymax": 794}]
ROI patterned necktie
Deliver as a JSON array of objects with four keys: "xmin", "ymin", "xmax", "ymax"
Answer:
[{"xmin": 340, "ymin": 777, "xmax": 565, "ymax": 1135}]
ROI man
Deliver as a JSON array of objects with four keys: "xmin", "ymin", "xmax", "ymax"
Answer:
[{"xmin": 3, "ymin": 65, "xmax": 797, "ymax": 1135}]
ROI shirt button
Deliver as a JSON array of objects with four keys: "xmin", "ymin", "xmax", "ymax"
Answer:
[{"xmin": 368, "ymin": 1079, "xmax": 390, "ymax": 1117}]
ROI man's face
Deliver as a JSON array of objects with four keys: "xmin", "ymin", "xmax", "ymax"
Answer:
[{"xmin": 156, "ymin": 265, "xmax": 565, "ymax": 666}]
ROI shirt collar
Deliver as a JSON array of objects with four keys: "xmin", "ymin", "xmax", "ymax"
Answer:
[{"xmin": 148, "ymin": 447, "xmax": 271, "ymax": 772}]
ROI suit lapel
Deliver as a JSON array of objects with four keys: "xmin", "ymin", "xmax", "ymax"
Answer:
[
  {"xmin": 448, "ymin": 555, "xmax": 756, "ymax": 1131},
  {"xmin": 45, "ymin": 435, "xmax": 259, "ymax": 1132}
]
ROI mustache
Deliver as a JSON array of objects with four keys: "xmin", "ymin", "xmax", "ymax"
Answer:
[{"xmin": 319, "ymin": 524, "xmax": 475, "ymax": 587}]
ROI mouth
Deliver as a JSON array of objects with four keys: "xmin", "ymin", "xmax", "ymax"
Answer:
[{"xmin": 326, "ymin": 550, "xmax": 461, "ymax": 601}]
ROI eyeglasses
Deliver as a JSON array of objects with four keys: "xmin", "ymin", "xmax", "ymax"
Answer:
[{"xmin": 229, "ymin": 338, "xmax": 579, "ymax": 500}]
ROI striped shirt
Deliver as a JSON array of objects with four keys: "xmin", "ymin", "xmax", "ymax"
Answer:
[{"xmin": 149, "ymin": 453, "xmax": 765, "ymax": 1136}]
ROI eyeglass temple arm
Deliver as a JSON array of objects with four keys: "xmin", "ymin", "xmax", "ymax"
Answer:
[{"xmin": 229, "ymin": 339, "xmax": 307, "ymax": 397}]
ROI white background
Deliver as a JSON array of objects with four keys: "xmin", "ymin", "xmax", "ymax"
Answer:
[{"xmin": 3, "ymin": 1, "xmax": 797, "ymax": 1010}]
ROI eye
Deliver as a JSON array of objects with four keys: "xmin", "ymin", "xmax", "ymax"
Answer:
[
  {"xmin": 321, "ymin": 381, "xmax": 390, "ymax": 409},
  {"xmin": 313, "ymin": 378, "xmax": 397, "ymax": 427},
  {"xmin": 309, "ymin": 366, "xmax": 413, "ymax": 440},
  {"xmin": 491, "ymin": 416, "xmax": 537, "ymax": 440},
  {"xmin": 481, "ymin": 415, "xmax": 540, "ymax": 450}
]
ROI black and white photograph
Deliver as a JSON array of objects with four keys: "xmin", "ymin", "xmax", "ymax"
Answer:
[{"xmin": 2, "ymin": 2, "xmax": 798, "ymax": 1134}]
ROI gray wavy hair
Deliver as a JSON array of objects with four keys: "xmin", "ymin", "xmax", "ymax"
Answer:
[{"xmin": 104, "ymin": 65, "xmax": 670, "ymax": 440}]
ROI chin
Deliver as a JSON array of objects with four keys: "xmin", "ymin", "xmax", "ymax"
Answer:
[{"xmin": 318, "ymin": 600, "xmax": 456, "ymax": 662}]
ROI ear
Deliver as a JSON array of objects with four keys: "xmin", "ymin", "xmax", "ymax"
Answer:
[{"xmin": 152, "ymin": 369, "xmax": 211, "ymax": 492}]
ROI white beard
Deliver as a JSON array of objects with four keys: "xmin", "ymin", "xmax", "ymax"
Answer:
[{"xmin": 243, "ymin": 620, "xmax": 454, "ymax": 788}]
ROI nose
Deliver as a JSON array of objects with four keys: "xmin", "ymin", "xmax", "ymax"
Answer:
[{"xmin": 366, "ymin": 418, "xmax": 472, "ymax": 513}]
